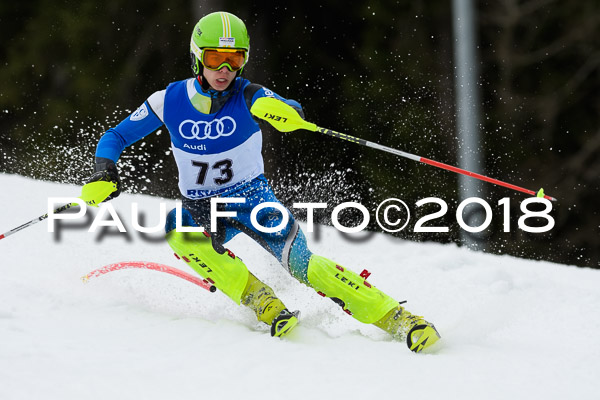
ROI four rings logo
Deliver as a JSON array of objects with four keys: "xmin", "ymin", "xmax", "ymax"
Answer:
[{"xmin": 179, "ymin": 117, "xmax": 237, "ymax": 140}]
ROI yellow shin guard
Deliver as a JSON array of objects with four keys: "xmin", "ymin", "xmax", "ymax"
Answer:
[
  {"xmin": 306, "ymin": 255, "xmax": 398, "ymax": 324},
  {"xmin": 166, "ymin": 230, "xmax": 249, "ymax": 304}
]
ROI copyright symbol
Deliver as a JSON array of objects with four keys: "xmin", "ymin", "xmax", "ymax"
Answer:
[{"xmin": 376, "ymin": 198, "xmax": 410, "ymax": 232}]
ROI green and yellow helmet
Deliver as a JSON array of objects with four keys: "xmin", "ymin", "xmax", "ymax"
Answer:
[{"xmin": 190, "ymin": 12, "xmax": 250, "ymax": 77}]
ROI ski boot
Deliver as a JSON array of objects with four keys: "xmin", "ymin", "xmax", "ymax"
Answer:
[
  {"xmin": 270, "ymin": 309, "xmax": 300, "ymax": 337},
  {"xmin": 374, "ymin": 304, "xmax": 441, "ymax": 353},
  {"xmin": 241, "ymin": 272, "xmax": 299, "ymax": 337}
]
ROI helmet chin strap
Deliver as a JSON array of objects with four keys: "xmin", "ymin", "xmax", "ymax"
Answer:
[{"xmin": 197, "ymin": 74, "xmax": 210, "ymax": 91}]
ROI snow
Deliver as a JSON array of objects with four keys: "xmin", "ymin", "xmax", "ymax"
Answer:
[{"xmin": 1, "ymin": 173, "xmax": 599, "ymax": 400}]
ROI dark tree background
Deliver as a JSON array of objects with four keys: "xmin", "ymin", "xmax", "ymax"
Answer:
[{"xmin": 0, "ymin": 0, "xmax": 598, "ymax": 267}]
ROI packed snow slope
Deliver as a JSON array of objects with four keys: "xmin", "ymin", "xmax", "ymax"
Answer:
[{"xmin": 1, "ymin": 173, "xmax": 599, "ymax": 400}]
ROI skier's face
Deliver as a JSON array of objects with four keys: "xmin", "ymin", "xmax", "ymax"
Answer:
[{"xmin": 203, "ymin": 66, "xmax": 236, "ymax": 91}]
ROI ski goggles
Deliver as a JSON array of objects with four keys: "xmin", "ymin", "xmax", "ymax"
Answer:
[{"xmin": 200, "ymin": 48, "xmax": 247, "ymax": 72}]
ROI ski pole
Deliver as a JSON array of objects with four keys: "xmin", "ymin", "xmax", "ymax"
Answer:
[
  {"xmin": 0, "ymin": 180, "xmax": 117, "ymax": 241},
  {"xmin": 0, "ymin": 203, "xmax": 77, "ymax": 240},
  {"xmin": 250, "ymin": 97, "xmax": 556, "ymax": 201}
]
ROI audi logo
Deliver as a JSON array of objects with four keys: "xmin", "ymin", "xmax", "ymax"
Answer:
[{"xmin": 179, "ymin": 117, "xmax": 237, "ymax": 140}]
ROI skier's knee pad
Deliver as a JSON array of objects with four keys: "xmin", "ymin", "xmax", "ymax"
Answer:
[
  {"xmin": 306, "ymin": 255, "xmax": 398, "ymax": 324},
  {"xmin": 166, "ymin": 229, "xmax": 249, "ymax": 304}
]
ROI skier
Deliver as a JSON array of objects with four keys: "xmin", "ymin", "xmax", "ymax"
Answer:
[{"xmin": 85, "ymin": 11, "xmax": 440, "ymax": 352}]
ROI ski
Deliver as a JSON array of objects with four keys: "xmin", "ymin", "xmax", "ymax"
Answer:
[{"xmin": 82, "ymin": 261, "xmax": 217, "ymax": 292}]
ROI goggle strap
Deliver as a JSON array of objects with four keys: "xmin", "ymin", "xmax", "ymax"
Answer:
[{"xmin": 190, "ymin": 40, "xmax": 203, "ymax": 60}]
